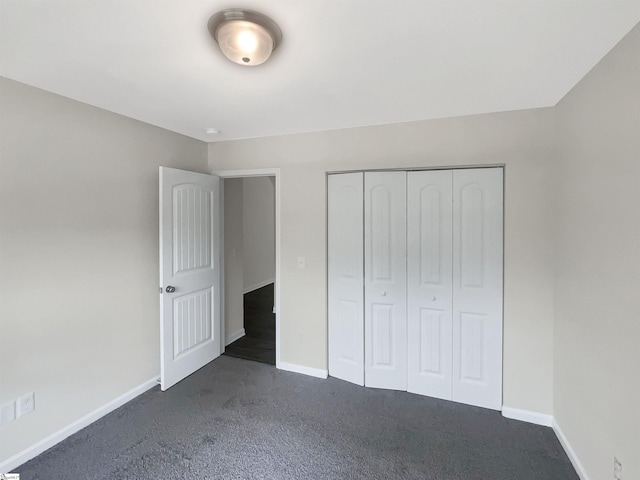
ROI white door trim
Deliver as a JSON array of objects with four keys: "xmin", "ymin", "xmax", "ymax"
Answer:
[{"xmin": 213, "ymin": 168, "xmax": 281, "ymax": 369}]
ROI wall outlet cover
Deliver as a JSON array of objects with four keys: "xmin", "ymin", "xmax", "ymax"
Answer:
[
  {"xmin": 16, "ymin": 392, "xmax": 35, "ymax": 417},
  {"xmin": 0, "ymin": 401, "xmax": 16, "ymax": 427}
]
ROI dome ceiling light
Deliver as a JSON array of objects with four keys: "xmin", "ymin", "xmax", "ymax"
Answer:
[{"xmin": 208, "ymin": 9, "xmax": 282, "ymax": 66}]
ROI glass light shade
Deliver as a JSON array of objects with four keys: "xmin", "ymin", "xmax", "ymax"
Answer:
[{"xmin": 216, "ymin": 20, "xmax": 275, "ymax": 66}]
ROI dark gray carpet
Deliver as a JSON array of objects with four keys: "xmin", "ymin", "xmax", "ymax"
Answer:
[{"xmin": 16, "ymin": 356, "xmax": 578, "ymax": 479}]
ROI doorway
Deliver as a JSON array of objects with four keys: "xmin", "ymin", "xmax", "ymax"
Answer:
[{"xmin": 216, "ymin": 169, "xmax": 281, "ymax": 367}]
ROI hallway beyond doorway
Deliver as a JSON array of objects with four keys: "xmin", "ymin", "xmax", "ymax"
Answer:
[{"xmin": 224, "ymin": 283, "xmax": 275, "ymax": 365}]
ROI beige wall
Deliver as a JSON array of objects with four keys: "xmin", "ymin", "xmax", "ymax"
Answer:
[
  {"xmin": 223, "ymin": 178, "xmax": 244, "ymax": 342},
  {"xmin": 0, "ymin": 78, "xmax": 207, "ymax": 462},
  {"xmin": 554, "ymin": 24, "xmax": 640, "ymax": 480},
  {"xmin": 209, "ymin": 107, "xmax": 557, "ymax": 415},
  {"xmin": 242, "ymin": 177, "xmax": 275, "ymax": 292}
]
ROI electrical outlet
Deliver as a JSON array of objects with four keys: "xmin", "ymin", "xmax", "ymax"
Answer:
[
  {"xmin": 16, "ymin": 392, "xmax": 35, "ymax": 417},
  {"xmin": 0, "ymin": 401, "xmax": 16, "ymax": 427},
  {"xmin": 614, "ymin": 457, "xmax": 622, "ymax": 480}
]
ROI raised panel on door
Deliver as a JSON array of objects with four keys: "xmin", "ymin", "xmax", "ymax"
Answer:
[
  {"xmin": 407, "ymin": 170, "xmax": 453, "ymax": 400},
  {"xmin": 452, "ymin": 168, "xmax": 503, "ymax": 410},
  {"xmin": 364, "ymin": 171, "xmax": 407, "ymax": 390},
  {"xmin": 328, "ymin": 173, "xmax": 364, "ymax": 385}
]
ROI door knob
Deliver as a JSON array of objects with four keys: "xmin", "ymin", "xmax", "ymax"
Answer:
[
  {"xmin": 432, "ymin": 296, "xmax": 437, "ymax": 301},
  {"xmin": 166, "ymin": 286, "xmax": 176, "ymax": 293},
  {"xmin": 380, "ymin": 291, "xmax": 387, "ymax": 296}
]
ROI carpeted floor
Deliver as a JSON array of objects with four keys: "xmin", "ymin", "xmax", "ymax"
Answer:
[
  {"xmin": 224, "ymin": 284, "xmax": 275, "ymax": 365},
  {"xmin": 16, "ymin": 356, "xmax": 578, "ymax": 479}
]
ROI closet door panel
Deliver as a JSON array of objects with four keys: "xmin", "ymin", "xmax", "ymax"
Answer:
[
  {"xmin": 364, "ymin": 171, "xmax": 407, "ymax": 390},
  {"xmin": 328, "ymin": 173, "xmax": 364, "ymax": 385},
  {"xmin": 407, "ymin": 170, "xmax": 453, "ymax": 399},
  {"xmin": 452, "ymin": 168, "xmax": 503, "ymax": 410}
]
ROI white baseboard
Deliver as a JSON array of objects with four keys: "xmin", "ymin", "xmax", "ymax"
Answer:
[
  {"xmin": 501, "ymin": 406, "xmax": 553, "ymax": 427},
  {"xmin": 225, "ymin": 328, "xmax": 246, "ymax": 346},
  {"xmin": 243, "ymin": 278, "xmax": 275, "ymax": 294},
  {"xmin": 278, "ymin": 361, "xmax": 328, "ymax": 379},
  {"xmin": 552, "ymin": 419, "xmax": 590, "ymax": 480},
  {"xmin": 0, "ymin": 376, "xmax": 159, "ymax": 473},
  {"xmin": 501, "ymin": 408, "xmax": 588, "ymax": 479}
]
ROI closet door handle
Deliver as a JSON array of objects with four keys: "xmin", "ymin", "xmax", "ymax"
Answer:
[{"xmin": 380, "ymin": 291, "xmax": 387, "ymax": 297}]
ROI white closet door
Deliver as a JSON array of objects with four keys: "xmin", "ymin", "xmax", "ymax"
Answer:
[
  {"xmin": 328, "ymin": 173, "xmax": 364, "ymax": 385},
  {"xmin": 407, "ymin": 170, "xmax": 453, "ymax": 399},
  {"xmin": 452, "ymin": 168, "xmax": 503, "ymax": 410},
  {"xmin": 364, "ymin": 171, "xmax": 407, "ymax": 390}
]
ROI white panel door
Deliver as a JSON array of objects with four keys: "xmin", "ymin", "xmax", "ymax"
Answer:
[
  {"xmin": 160, "ymin": 167, "xmax": 221, "ymax": 391},
  {"xmin": 364, "ymin": 171, "xmax": 407, "ymax": 390},
  {"xmin": 328, "ymin": 173, "xmax": 364, "ymax": 385},
  {"xmin": 407, "ymin": 170, "xmax": 454, "ymax": 400},
  {"xmin": 452, "ymin": 168, "xmax": 503, "ymax": 409}
]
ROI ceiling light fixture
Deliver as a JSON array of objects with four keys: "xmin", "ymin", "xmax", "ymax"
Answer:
[{"xmin": 208, "ymin": 9, "xmax": 282, "ymax": 66}]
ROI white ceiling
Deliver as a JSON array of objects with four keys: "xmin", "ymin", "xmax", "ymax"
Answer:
[{"xmin": 1, "ymin": 1, "xmax": 639, "ymax": 142}]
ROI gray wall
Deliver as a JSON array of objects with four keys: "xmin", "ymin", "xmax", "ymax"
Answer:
[
  {"xmin": 209, "ymin": 107, "xmax": 558, "ymax": 417},
  {"xmin": 223, "ymin": 178, "xmax": 244, "ymax": 343},
  {"xmin": 242, "ymin": 177, "xmax": 275, "ymax": 293},
  {"xmin": 554, "ymin": 24, "xmax": 640, "ymax": 480},
  {"xmin": 0, "ymin": 78, "xmax": 208, "ymax": 462}
]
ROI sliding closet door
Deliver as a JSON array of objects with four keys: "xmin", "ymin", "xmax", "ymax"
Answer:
[
  {"xmin": 452, "ymin": 168, "xmax": 503, "ymax": 410},
  {"xmin": 364, "ymin": 171, "xmax": 407, "ymax": 390},
  {"xmin": 407, "ymin": 170, "xmax": 453, "ymax": 399},
  {"xmin": 328, "ymin": 173, "xmax": 364, "ymax": 386}
]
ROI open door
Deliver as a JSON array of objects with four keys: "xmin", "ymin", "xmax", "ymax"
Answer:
[{"xmin": 159, "ymin": 167, "xmax": 221, "ymax": 390}]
